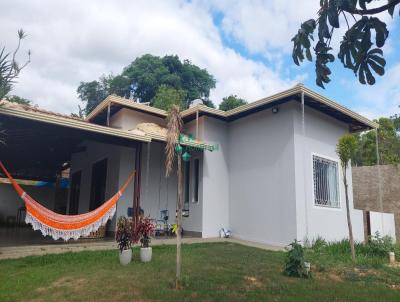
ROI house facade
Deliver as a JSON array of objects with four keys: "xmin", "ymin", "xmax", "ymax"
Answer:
[{"xmin": 0, "ymin": 84, "xmax": 395, "ymax": 246}]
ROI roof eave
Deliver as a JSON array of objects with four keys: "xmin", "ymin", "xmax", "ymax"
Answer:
[{"xmin": 0, "ymin": 106, "xmax": 151, "ymax": 143}]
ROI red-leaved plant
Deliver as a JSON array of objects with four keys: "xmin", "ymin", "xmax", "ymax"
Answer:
[
  {"xmin": 115, "ymin": 216, "xmax": 132, "ymax": 252},
  {"xmin": 134, "ymin": 216, "xmax": 155, "ymax": 248}
]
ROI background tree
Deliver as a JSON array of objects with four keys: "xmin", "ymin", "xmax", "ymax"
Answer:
[
  {"xmin": 353, "ymin": 117, "xmax": 400, "ymax": 166},
  {"xmin": 336, "ymin": 134, "xmax": 358, "ymax": 264},
  {"xmin": 77, "ymin": 54, "xmax": 216, "ymax": 115},
  {"xmin": 202, "ymin": 98, "xmax": 216, "ymax": 108},
  {"xmin": 4, "ymin": 95, "xmax": 31, "ymax": 105},
  {"xmin": 152, "ymin": 85, "xmax": 186, "ymax": 111},
  {"xmin": 219, "ymin": 95, "xmax": 247, "ymax": 111},
  {"xmin": 292, "ymin": 0, "xmax": 400, "ymax": 88},
  {"xmin": 164, "ymin": 105, "xmax": 184, "ymax": 289},
  {"xmin": 0, "ymin": 29, "xmax": 31, "ymax": 99},
  {"xmin": 77, "ymin": 77, "xmax": 108, "ymax": 114}
]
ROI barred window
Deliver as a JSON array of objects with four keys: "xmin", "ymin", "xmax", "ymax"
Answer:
[{"xmin": 313, "ymin": 155, "xmax": 340, "ymax": 208}]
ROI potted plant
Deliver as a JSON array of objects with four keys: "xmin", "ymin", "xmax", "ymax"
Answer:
[
  {"xmin": 135, "ymin": 216, "xmax": 155, "ymax": 262},
  {"xmin": 115, "ymin": 216, "xmax": 132, "ymax": 265}
]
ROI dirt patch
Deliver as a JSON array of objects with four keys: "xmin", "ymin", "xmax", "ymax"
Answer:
[
  {"xmin": 328, "ymin": 273, "xmax": 343, "ymax": 283},
  {"xmin": 35, "ymin": 277, "xmax": 86, "ymax": 293},
  {"xmin": 244, "ymin": 276, "xmax": 263, "ymax": 288},
  {"xmin": 387, "ymin": 262, "xmax": 400, "ymax": 269},
  {"xmin": 314, "ymin": 271, "xmax": 343, "ymax": 283}
]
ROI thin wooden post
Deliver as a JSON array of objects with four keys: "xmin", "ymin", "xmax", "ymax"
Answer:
[
  {"xmin": 176, "ymin": 155, "xmax": 183, "ymax": 287},
  {"xmin": 133, "ymin": 143, "xmax": 142, "ymax": 238}
]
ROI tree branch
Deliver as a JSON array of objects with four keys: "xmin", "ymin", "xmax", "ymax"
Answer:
[
  {"xmin": 347, "ymin": 0, "xmax": 400, "ymax": 15},
  {"xmin": 342, "ymin": 11, "xmax": 350, "ymax": 30}
]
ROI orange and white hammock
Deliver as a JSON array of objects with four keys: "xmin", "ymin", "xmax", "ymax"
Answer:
[{"xmin": 0, "ymin": 161, "xmax": 135, "ymax": 241}]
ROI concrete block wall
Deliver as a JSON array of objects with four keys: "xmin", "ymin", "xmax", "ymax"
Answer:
[{"xmin": 352, "ymin": 164, "xmax": 400, "ymax": 240}]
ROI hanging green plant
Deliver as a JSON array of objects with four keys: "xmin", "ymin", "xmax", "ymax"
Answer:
[
  {"xmin": 182, "ymin": 151, "xmax": 191, "ymax": 162},
  {"xmin": 175, "ymin": 144, "xmax": 183, "ymax": 154}
]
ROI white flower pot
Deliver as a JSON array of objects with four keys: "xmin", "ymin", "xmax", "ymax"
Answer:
[
  {"xmin": 140, "ymin": 247, "xmax": 152, "ymax": 262},
  {"xmin": 119, "ymin": 248, "xmax": 132, "ymax": 266}
]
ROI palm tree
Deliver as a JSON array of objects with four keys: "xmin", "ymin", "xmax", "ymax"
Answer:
[{"xmin": 165, "ymin": 105, "xmax": 184, "ymax": 288}]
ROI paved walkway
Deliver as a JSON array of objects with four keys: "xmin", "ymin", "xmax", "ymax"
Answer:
[{"xmin": 0, "ymin": 237, "xmax": 283, "ymax": 260}]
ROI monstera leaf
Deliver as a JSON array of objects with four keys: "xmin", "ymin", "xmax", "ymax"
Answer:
[
  {"xmin": 328, "ymin": 0, "xmax": 340, "ymax": 28},
  {"xmin": 388, "ymin": 0, "xmax": 400, "ymax": 17},
  {"xmin": 292, "ymin": 0, "xmax": 393, "ymax": 87},
  {"xmin": 315, "ymin": 41, "xmax": 335, "ymax": 88},
  {"xmin": 291, "ymin": 19, "xmax": 316, "ymax": 65},
  {"xmin": 359, "ymin": 0, "xmax": 374, "ymax": 10},
  {"xmin": 338, "ymin": 16, "xmax": 388, "ymax": 85},
  {"xmin": 355, "ymin": 48, "xmax": 386, "ymax": 85}
]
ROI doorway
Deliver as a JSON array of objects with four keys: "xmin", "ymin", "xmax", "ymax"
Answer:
[{"xmin": 89, "ymin": 159, "xmax": 108, "ymax": 211}]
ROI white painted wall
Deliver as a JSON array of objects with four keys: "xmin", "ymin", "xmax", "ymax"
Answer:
[
  {"xmin": 228, "ymin": 102, "xmax": 298, "ymax": 246},
  {"xmin": 370, "ymin": 211, "xmax": 396, "ymax": 242},
  {"xmin": 110, "ymin": 108, "xmax": 166, "ymax": 130},
  {"xmin": 293, "ymin": 103, "xmax": 364, "ymax": 243}
]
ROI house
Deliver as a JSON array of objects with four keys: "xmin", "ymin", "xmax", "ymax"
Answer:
[{"xmin": 0, "ymin": 84, "xmax": 396, "ymax": 246}]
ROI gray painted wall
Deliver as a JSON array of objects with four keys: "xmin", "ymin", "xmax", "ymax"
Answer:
[
  {"xmin": 293, "ymin": 103, "xmax": 364, "ymax": 243},
  {"xmin": 202, "ymin": 117, "xmax": 230, "ymax": 238},
  {"xmin": 228, "ymin": 102, "xmax": 297, "ymax": 246}
]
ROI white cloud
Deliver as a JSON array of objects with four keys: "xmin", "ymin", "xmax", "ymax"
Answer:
[
  {"xmin": 353, "ymin": 63, "xmax": 400, "ymax": 119},
  {"xmin": 207, "ymin": 0, "xmax": 319, "ymax": 54},
  {"xmin": 0, "ymin": 0, "xmax": 296, "ymax": 114}
]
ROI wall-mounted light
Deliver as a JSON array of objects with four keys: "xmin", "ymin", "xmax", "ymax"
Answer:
[{"xmin": 272, "ymin": 107, "xmax": 279, "ymax": 114}]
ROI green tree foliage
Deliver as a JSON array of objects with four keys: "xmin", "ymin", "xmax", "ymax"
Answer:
[
  {"xmin": 202, "ymin": 99, "xmax": 216, "ymax": 108},
  {"xmin": 218, "ymin": 95, "xmax": 247, "ymax": 111},
  {"xmin": 152, "ymin": 85, "xmax": 186, "ymax": 111},
  {"xmin": 353, "ymin": 117, "xmax": 400, "ymax": 166},
  {"xmin": 337, "ymin": 134, "xmax": 358, "ymax": 166},
  {"xmin": 292, "ymin": 0, "xmax": 400, "ymax": 88},
  {"xmin": 4, "ymin": 95, "xmax": 31, "ymax": 105},
  {"xmin": 77, "ymin": 77, "xmax": 109, "ymax": 114},
  {"xmin": 77, "ymin": 54, "xmax": 216, "ymax": 114},
  {"xmin": 0, "ymin": 29, "xmax": 31, "ymax": 99}
]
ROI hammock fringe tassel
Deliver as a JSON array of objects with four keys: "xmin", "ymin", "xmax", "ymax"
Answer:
[
  {"xmin": 0, "ymin": 161, "xmax": 134, "ymax": 241},
  {"xmin": 25, "ymin": 205, "xmax": 116, "ymax": 241}
]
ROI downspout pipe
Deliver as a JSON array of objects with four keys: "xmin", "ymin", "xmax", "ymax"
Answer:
[{"xmin": 301, "ymin": 91, "xmax": 310, "ymax": 242}]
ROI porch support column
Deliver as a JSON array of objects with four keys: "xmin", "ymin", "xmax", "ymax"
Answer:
[{"xmin": 133, "ymin": 142, "xmax": 142, "ymax": 237}]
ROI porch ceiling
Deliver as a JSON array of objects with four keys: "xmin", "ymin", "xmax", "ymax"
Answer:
[{"xmin": 0, "ymin": 115, "xmax": 139, "ymax": 181}]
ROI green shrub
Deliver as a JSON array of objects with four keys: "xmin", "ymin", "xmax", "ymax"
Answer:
[
  {"xmin": 307, "ymin": 234, "xmax": 396, "ymax": 268},
  {"xmin": 361, "ymin": 232, "xmax": 393, "ymax": 257},
  {"xmin": 284, "ymin": 240, "xmax": 311, "ymax": 278},
  {"xmin": 311, "ymin": 236, "xmax": 327, "ymax": 252}
]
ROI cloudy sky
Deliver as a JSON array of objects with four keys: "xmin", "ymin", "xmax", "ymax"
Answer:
[{"xmin": 1, "ymin": 0, "xmax": 399, "ymax": 118}]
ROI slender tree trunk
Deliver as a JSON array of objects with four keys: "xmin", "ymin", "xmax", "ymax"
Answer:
[
  {"xmin": 343, "ymin": 167, "xmax": 356, "ymax": 264},
  {"xmin": 176, "ymin": 156, "xmax": 183, "ymax": 288}
]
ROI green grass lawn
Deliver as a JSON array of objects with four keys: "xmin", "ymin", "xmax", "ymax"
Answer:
[{"xmin": 1, "ymin": 242, "xmax": 399, "ymax": 302}]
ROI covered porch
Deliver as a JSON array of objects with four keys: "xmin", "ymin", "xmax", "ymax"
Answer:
[{"xmin": 0, "ymin": 102, "xmax": 205, "ymax": 247}]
